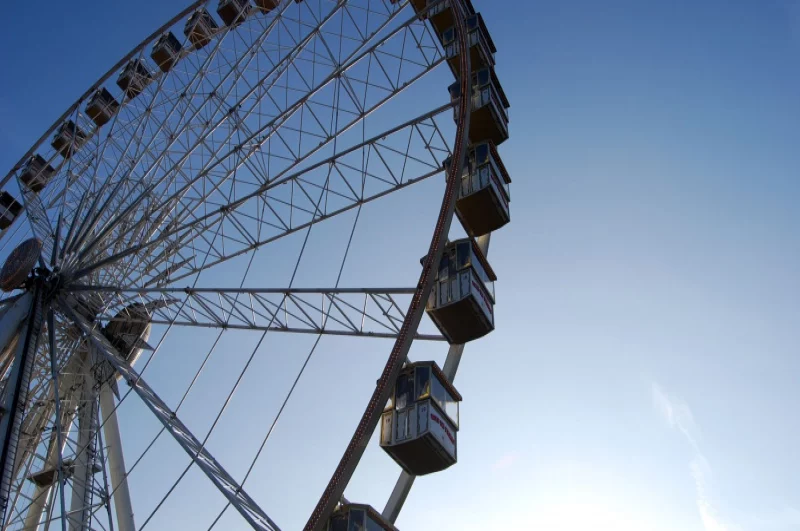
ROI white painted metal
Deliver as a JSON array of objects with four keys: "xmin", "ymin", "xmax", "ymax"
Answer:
[
  {"xmin": 98, "ymin": 382, "xmax": 135, "ymax": 531},
  {"xmin": 0, "ymin": 0, "xmax": 470, "ymax": 528},
  {"xmin": 22, "ymin": 405, "xmax": 74, "ymax": 531},
  {"xmin": 0, "ymin": 295, "xmax": 31, "ymax": 360},
  {"xmin": 67, "ymin": 352, "xmax": 95, "ymax": 531},
  {"xmin": 61, "ymin": 300, "xmax": 280, "ymax": 531}
]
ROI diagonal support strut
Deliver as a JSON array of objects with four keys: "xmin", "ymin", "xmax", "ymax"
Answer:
[{"xmin": 58, "ymin": 297, "xmax": 281, "ymax": 531}]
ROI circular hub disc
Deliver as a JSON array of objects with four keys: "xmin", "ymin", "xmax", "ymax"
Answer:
[{"xmin": 0, "ymin": 238, "xmax": 42, "ymax": 292}]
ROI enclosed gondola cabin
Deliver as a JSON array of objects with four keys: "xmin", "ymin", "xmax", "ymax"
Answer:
[
  {"xmin": 117, "ymin": 59, "xmax": 153, "ymax": 99},
  {"xmin": 51, "ymin": 120, "xmax": 88, "ymax": 158},
  {"xmin": 85, "ymin": 88, "xmax": 120, "ymax": 128},
  {"xmin": 327, "ymin": 503, "xmax": 398, "ymax": 531},
  {"xmin": 389, "ymin": 0, "xmax": 427, "ymax": 19},
  {"xmin": 425, "ymin": 238, "xmax": 495, "ymax": 344},
  {"xmin": 254, "ymin": 0, "xmax": 279, "ymax": 12},
  {"xmin": 442, "ymin": 13, "xmax": 496, "ymax": 75},
  {"xmin": 185, "ymin": 9, "xmax": 218, "ymax": 49},
  {"xmin": 0, "ymin": 192, "xmax": 22, "ymax": 230},
  {"xmin": 449, "ymin": 67, "xmax": 510, "ymax": 146},
  {"xmin": 381, "ymin": 361, "xmax": 461, "ymax": 476},
  {"xmin": 151, "ymin": 32, "xmax": 182, "ymax": 72},
  {"xmin": 390, "ymin": 0, "xmax": 476, "ymax": 24},
  {"xmin": 447, "ymin": 141, "xmax": 510, "ymax": 237},
  {"xmin": 19, "ymin": 155, "xmax": 55, "ymax": 193},
  {"xmin": 428, "ymin": 0, "xmax": 476, "ymax": 35},
  {"xmin": 218, "ymin": 0, "xmax": 251, "ymax": 27}
]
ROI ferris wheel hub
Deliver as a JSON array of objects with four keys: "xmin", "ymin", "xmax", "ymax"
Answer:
[{"xmin": 0, "ymin": 238, "xmax": 42, "ymax": 292}]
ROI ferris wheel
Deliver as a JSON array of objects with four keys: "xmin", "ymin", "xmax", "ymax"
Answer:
[{"xmin": 0, "ymin": 0, "xmax": 511, "ymax": 529}]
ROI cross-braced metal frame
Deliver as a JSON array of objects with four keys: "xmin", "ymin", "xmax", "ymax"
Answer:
[{"xmin": 0, "ymin": 0, "xmax": 491, "ymax": 528}]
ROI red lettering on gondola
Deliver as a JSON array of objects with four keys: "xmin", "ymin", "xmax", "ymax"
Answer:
[
  {"xmin": 430, "ymin": 412, "xmax": 456, "ymax": 444},
  {"xmin": 471, "ymin": 279, "xmax": 493, "ymax": 315}
]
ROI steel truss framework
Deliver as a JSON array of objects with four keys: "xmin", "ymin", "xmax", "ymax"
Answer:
[
  {"xmin": 71, "ymin": 286, "xmax": 446, "ymax": 341},
  {"xmin": 0, "ymin": 0, "xmax": 495, "ymax": 529}
]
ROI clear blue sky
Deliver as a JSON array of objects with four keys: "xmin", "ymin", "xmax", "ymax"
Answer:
[{"xmin": 2, "ymin": 0, "xmax": 800, "ymax": 530}]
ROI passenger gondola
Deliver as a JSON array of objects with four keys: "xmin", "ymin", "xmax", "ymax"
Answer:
[
  {"xmin": 449, "ymin": 67, "xmax": 510, "ymax": 146},
  {"xmin": 185, "ymin": 9, "xmax": 219, "ymax": 49},
  {"xmin": 218, "ymin": 0, "xmax": 251, "ymax": 27},
  {"xmin": 446, "ymin": 141, "xmax": 510, "ymax": 236},
  {"xmin": 254, "ymin": 0, "xmax": 279, "ymax": 12},
  {"xmin": 117, "ymin": 59, "xmax": 153, "ymax": 99},
  {"xmin": 0, "ymin": 192, "xmax": 23, "ymax": 230},
  {"xmin": 19, "ymin": 155, "xmax": 55, "ymax": 193},
  {"xmin": 327, "ymin": 503, "xmax": 398, "ymax": 531},
  {"xmin": 52, "ymin": 120, "xmax": 88, "ymax": 158},
  {"xmin": 424, "ymin": 238, "xmax": 496, "ymax": 344},
  {"xmin": 151, "ymin": 32, "xmax": 182, "ymax": 72},
  {"xmin": 380, "ymin": 361, "xmax": 461, "ymax": 475},
  {"xmin": 85, "ymin": 88, "xmax": 120, "ymax": 128},
  {"xmin": 441, "ymin": 13, "xmax": 495, "ymax": 75}
]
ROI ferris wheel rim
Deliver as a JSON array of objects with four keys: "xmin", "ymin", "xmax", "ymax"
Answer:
[
  {"xmin": 0, "ymin": 0, "xmax": 476, "ymax": 529},
  {"xmin": 304, "ymin": 0, "xmax": 475, "ymax": 527}
]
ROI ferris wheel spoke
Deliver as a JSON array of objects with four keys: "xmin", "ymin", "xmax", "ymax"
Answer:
[
  {"xmin": 0, "ymin": 0, "xmax": 214, "ymax": 247},
  {"xmin": 69, "ymin": 5, "xmax": 440, "ymax": 284},
  {"xmin": 14, "ymin": 183, "xmax": 55, "ymax": 268},
  {"xmin": 0, "ymin": 0, "xmax": 489, "ymax": 527},
  {"xmin": 65, "ymin": 286, "xmax": 445, "ymax": 341},
  {"xmin": 58, "ymin": 0, "xmax": 349, "ymax": 270},
  {"xmin": 72, "ymin": 96, "xmax": 451, "ymax": 287},
  {"xmin": 41, "ymin": 309, "xmax": 69, "ymax": 531},
  {"xmin": 58, "ymin": 299, "xmax": 281, "ymax": 531},
  {"xmin": 59, "ymin": 13, "xmax": 288, "ymax": 260}
]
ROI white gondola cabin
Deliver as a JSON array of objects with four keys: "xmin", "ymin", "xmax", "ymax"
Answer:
[
  {"xmin": 151, "ymin": 32, "xmax": 182, "ymax": 72},
  {"xmin": 442, "ymin": 13, "xmax": 496, "ymax": 75},
  {"xmin": 447, "ymin": 141, "xmax": 510, "ymax": 237},
  {"xmin": 425, "ymin": 238, "xmax": 495, "ymax": 344},
  {"xmin": 117, "ymin": 59, "xmax": 153, "ymax": 99},
  {"xmin": 254, "ymin": 0, "xmax": 279, "ymax": 12},
  {"xmin": 19, "ymin": 155, "xmax": 55, "ymax": 193},
  {"xmin": 380, "ymin": 361, "xmax": 461, "ymax": 476},
  {"xmin": 327, "ymin": 503, "xmax": 398, "ymax": 531},
  {"xmin": 51, "ymin": 120, "xmax": 88, "ymax": 159},
  {"xmin": 0, "ymin": 192, "xmax": 23, "ymax": 230},
  {"xmin": 185, "ymin": 9, "xmax": 218, "ymax": 49},
  {"xmin": 449, "ymin": 67, "xmax": 510, "ymax": 146},
  {"xmin": 85, "ymin": 88, "xmax": 120, "ymax": 128},
  {"xmin": 218, "ymin": 0, "xmax": 251, "ymax": 27}
]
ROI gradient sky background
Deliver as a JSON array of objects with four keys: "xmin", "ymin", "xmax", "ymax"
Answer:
[{"xmin": 2, "ymin": 0, "xmax": 800, "ymax": 530}]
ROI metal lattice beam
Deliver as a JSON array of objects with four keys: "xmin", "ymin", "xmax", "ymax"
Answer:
[
  {"xmin": 66, "ymin": 6, "xmax": 445, "ymax": 287},
  {"xmin": 67, "ymin": 286, "xmax": 445, "ymax": 341},
  {"xmin": 59, "ymin": 297, "xmax": 281, "ymax": 531}
]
